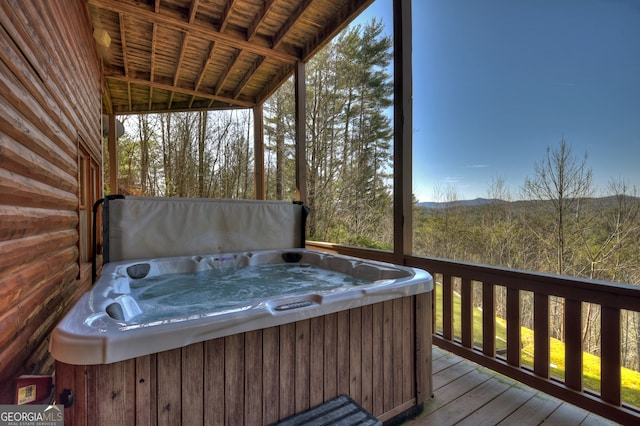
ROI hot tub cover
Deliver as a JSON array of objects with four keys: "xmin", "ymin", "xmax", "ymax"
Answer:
[{"xmin": 102, "ymin": 196, "xmax": 308, "ymax": 262}]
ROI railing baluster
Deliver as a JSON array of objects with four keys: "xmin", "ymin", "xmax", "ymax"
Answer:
[
  {"xmin": 565, "ymin": 299, "xmax": 583, "ymax": 391},
  {"xmin": 306, "ymin": 246, "xmax": 640, "ymax": 424},
  {"xmin": 482, "ymin": 282, "xmax": 495, "ymax": 357},
  {"xmin": 461, "ymin": 277, "xmax": 473, "ymax": 348},
  {"xmin": 506, "ymin": 287, "xmax": 521, "ymax": 367},
  {"xmin": 432, "ymin": 274, "xmax": 438, "ymax": 333},
  {"xmin": 442, "ymin": 273, "xmax": 453, "ymax": 341},
  {"xmin": 601, "ymin": 306, "xmax": 621, "ymax": 405},
  {"xmin": 533, "ymin": 293, "xmax": 550, "ymax": 378}
]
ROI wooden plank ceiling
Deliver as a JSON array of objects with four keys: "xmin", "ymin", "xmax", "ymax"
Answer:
[{"xmin": 87, "ymin": 0, "xmax": 373, "ymax": 114}]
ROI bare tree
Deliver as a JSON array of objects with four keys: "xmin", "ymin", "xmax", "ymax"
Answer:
[
  {"xmin": 483, "ymin": 176, "xmax": 521, "ymax": 267},
  {"xmin": 198, "ymin": 111, "xmax": 207, "ymax": 197},
  {"xmin": 522, "ymin": 138, "xmax": 594, "ymax": 275},
  {"xmin": 264, "ymin": 79, "xmax": 295, "ymax": 201},
  {"xmin": 522, "ymin": 138, "xmax": 593, "ymax": 341},
  {"xmin": 137, "ymin": 114, "xmax": 152, "ymax": 194}
]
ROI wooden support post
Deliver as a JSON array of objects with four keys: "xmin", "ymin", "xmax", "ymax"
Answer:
[
  {"xmin": 393, "ymin": 0, "xmax": 413, "ymax": 262},
  {"xmin": 108, "ymin": 114, "xmax": 118, "ymax": 194},
  {"xmin": 294, "ymin": 61, "xmax": 307, "ymax": 203},
  {"xmin": 253, "ymin": 104, "xmax": 265, "ymax": 200}
]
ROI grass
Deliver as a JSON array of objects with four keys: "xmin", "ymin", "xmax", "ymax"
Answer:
[{"xmin": 433, "ymin": 283, "xmax": 640, "ymax": 408}]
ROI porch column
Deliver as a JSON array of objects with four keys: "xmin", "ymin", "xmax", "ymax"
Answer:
[
  {"xmin": 393, "ymin": 0, "xmax": 413, "ymax": 261},
  {"xmin": 108, "ymin": 114, "xmax": 118, "ymax": 194},
  {"xmin": 253, "ymin": 104, "xmax": 265, "ymax": 200},
  {"xmin": 294, "ymin": 61, "xmax": 307, "ymax": 203}
]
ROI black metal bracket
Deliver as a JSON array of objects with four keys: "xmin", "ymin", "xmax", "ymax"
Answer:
[
  {"xmin": 92, "ymin": 194, "xmax": 125, "ymax": 283},
  {"xmin": 60, "ymin": 389, "xmax": 73, "ymax": 408}
]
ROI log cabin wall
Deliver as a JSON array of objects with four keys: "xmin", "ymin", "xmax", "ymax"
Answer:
[{"xmin": 0, "ymin": 0, "xmax": 102, "ymax": 402}]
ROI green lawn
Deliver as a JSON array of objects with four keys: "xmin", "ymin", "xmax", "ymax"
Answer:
[{"xmin": 433, "ymin": 283, "xmax": 640, "ymax": 408}]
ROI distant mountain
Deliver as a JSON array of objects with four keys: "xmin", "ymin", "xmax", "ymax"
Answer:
[
  {"xmin": 416, "ymin": 195, "xmax": 640, "ymax": 210},
  {"xmin": 416, "ymin": 198, "xmax": 506, "ymax": 209}
]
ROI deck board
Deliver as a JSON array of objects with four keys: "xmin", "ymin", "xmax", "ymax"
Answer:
[
  {"xmin": 458, "ymin": 385, "xmax": 536, "ymax": 426},
  {"xmin": 404, "ymin": 347, "xmax": 620, "ymax": 426}
]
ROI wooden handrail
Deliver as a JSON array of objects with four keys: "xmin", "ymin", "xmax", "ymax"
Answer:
[{"xmin": 305, "ymin": 241, "xmax": 640, "ymax": 425}]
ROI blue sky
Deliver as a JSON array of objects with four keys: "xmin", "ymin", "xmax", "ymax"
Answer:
[{"xmin": 355, "ymin": 0, "xmax": 640, "ymax": 202}]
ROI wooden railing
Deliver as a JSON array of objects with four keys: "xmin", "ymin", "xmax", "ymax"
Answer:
[{"xmin": 306, "ymin": 242, "xmax": 640, "ymax": 425}]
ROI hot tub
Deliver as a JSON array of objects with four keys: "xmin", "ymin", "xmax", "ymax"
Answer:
[
  {"xmin": 51, "ymin": 197, "xmax": 433, "ymax": 425},
  {"xmin": 51, "ymin": 248, "xmax": 432, "ymax": 365}
]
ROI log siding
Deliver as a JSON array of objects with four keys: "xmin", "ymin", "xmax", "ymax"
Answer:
[{"xmin": 0, "ymin": 0, "xmax": 102, "ymax": 402}]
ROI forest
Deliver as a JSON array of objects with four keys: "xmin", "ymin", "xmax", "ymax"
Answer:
[
  {"xmin": 107, "ymin": 19, "xmax": 394, "ymax": 249},
  {"xmin": 106, "ymin": 20, "xmax": 640, "ymax": 374}
]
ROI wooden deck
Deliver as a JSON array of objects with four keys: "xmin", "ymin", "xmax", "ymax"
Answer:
[{"xmin": 403, "ymin": 347, "xmax": 619, "ymax": 426}]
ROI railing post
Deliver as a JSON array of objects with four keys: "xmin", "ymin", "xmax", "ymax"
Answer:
[
  {"xmin": 482, "ymin": 282, "xmax": 495, "ymax": 357},
  {"xmin": 506, "ymin": 287, "xmax": 521, "ymax": 367},
  {"xmin": 442, "ymin": 274, "xmax": 453, "ymax": 341},
  {"xmin": 565, "ymin": 299, "xmax": 583, "ymax": 391},
  {"xmin": 601, "ymin": 306, "xmax": 621, "ymax": 405},
  {"xmin": 396, "ymin": 254, "xmax": 638, "ymax": 424},
  {"xmin": 461, "ymin": 278, "xmax": 473, "ymax": 348},
  {"xmin": 533, "ymin": 293, "xmax": 550, "ymax": 378}
]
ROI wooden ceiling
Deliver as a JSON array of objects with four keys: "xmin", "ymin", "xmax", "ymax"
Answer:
[{"xmin": 87, "ymin": 0, "xmax": 374, "ymax": 114}]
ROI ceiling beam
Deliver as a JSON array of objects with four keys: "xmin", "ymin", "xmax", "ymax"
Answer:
[
  {"xmin": 119, "ymin": 13, "xmax": 129, "ymax": 77},
  {"xmin": 273, "ymin": 0, "xmax": 313, "ymax": 50},
  {"xmin": 300, "ymin": 0, "xmax": 374, "ymax": 61},
  {"xmin": 255, "ymin": 63, "xmax": 294, "ymax": 105},
  {"xmin": 247, "ymin": 0, "xmax": 275, "ymax": 41},
  {"xmin": 189, "ymin": 39, "xmax": 217, "ymax": 108},
  {"xmin": 195, "ymin": 40, "xmax": 216, "ymax": 92},
  {"xmin": 148, "ymin": 23, "xmax": 158, "ymax": 110},
  {"xmin": 118, "ymin": 12, "xmax": 132, "ymax": 111},
  {"xmin": 180, "ymin": 0, "xmax": 195, "ymax": 113},
  {"xmin": 185, "ymin": 0, "xmax": 198, "ymax": 109},
  {"xmin": 214, "ymin": 49, "xmax": 243, "ymax": 96},
  {"xmin": 105, "ymin": 74, "xmax": 255, "ymax": 109},
  {"xmin": 167, "ymin": 31, "xmax": 189, "ymax": 110},
  {"xmin": 233, "ymin": 56, "xmax": 265, "ymax": 100},
  {"xmin": 173, "ymin": 32, "xmax": 190, "ymax": 87},
  {"xmin": 188, "ymin": 0, "xmax": 200, "ymax": 24},
  {"xmin": 102, "ymin": 79, "xmax": 114, "ymax": 115},
  {"xmin": 87, "ymin": 0, "xmax": 298, "ymax": 64},
  {"xmin": 219, "ymin": 0, "xmax": 238, "ymax": 33}
]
